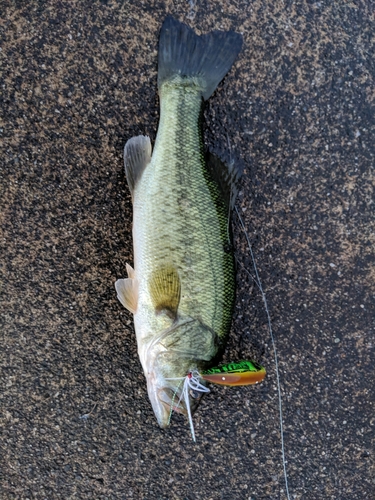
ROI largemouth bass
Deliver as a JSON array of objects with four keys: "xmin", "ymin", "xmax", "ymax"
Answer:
[{"xmin": 116, "ymin": 16, "xmax": 243, "ymax": 430}]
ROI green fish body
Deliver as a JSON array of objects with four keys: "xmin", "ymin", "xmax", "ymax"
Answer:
[{"xmin": 116, "ymin": 17, "xmax": 242, "ymax": 428}]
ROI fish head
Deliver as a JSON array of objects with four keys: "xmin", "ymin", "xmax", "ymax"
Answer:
[
  {"xmin": 143, "ymin": 318, "xmax": 218, "ymax": 428},
  {"xmin": 146, "ymin": 352, "xmax": 196, "ymax": 428}
]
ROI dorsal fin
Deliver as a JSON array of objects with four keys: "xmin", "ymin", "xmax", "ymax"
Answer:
[
  {"xmin": 206, "ymin": 152, "xmax": 243, "ymax": 210},
  {"xmin": 124, "ymin": 135, "xmax": 152, "ymax": 195},
  {"xmin": 148, "ymin": 264, "xmax": 181, "ymax": 320}
]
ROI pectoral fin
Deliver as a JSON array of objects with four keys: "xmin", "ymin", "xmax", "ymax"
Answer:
[
  {"xmin": 115, "ymin": 273, "xmax": 138, "ymax": 314},
  {"xmin": 148, "ymin": 265, "xmax": 181, "ymax": 319}
]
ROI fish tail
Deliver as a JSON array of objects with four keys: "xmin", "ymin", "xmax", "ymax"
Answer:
[{"xmin": 158, "ymin": 16, "xmax": 243, "ymax": 100}]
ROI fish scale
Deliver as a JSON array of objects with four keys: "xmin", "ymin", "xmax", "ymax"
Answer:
[{"xmin": 133, "ymin": 84, "xmax": 234, "ymax": 350}]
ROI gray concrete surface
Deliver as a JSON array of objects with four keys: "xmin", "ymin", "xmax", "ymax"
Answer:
[{"xmin": 1, "ymin": 1, "xmax": 374, "ymax": 499}]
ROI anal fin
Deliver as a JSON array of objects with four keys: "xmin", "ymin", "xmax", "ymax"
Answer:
[
  {"xmin": 124, "ymin": 135, "xmax": 152, "ymax": 195},
  {"xmin": 148, "ymin": 264, "xmax": 181, "ymax": 319}
]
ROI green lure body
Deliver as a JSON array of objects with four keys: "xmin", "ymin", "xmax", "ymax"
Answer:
[{"xmin": 201, "ymin": 360, "xmax": 267, "ymax": 386}]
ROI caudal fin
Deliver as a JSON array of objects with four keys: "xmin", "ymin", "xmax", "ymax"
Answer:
[{"xmin": 158, "ymin": 16, "xmax": 243, "ymax": 100}]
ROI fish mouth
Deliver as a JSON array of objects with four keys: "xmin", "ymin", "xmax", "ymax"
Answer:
[
  {"xmin": 144, "ymin": 373, "xmax": 170, "ymax": 428},
  {"xmin": 142, "ymin": 319, "xmax": 194, "ymax": 427},
  {"xmin": 147, "ymin": 374, "xmax": 205, "ymax": 428},
  {"xmin": 143, "ymin": 317, "xmax": 216, "ymax": 428},
  {"xmin": 158, "ymin": 384, "xmax": 204, "ymax": 421},
  {"xmin": 159, "ymin": 387, "xmax": 185, "ymax": 414},
  {"xmin": 147, "ymin": 378, "xmax": 186, "ymax": 428}
]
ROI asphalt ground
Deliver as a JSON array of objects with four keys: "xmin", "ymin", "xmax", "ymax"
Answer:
[{"xmin": 1, "ymin": 1, "xmax": 374, "ymax": 499}]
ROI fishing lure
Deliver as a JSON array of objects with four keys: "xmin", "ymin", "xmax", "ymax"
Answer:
[
  {"xmin": 201, "ymin": 360, "xmax": 266, "ymax": 386},
  {"xmin": 167, "ymin": 360, "xmax": 266, "ymax": 441}
]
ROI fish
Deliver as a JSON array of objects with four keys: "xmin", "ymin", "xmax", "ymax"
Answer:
[{"xmin": 115, "ymin": 16, "xmax": 243, "ymax": 431}]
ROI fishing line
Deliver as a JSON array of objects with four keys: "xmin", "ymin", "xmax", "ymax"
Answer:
[
  {"xmin": 234, "ymin": 205, "xmax": 291, "ymax": 500},
  {"xmin": 167, "ymin": 377, "xmax": 184, "ymax": 427}
]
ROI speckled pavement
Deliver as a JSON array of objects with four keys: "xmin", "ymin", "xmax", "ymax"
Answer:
[{"xmin": 1, "ymin": 2, "xmax": 374, "ymax": 499}]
